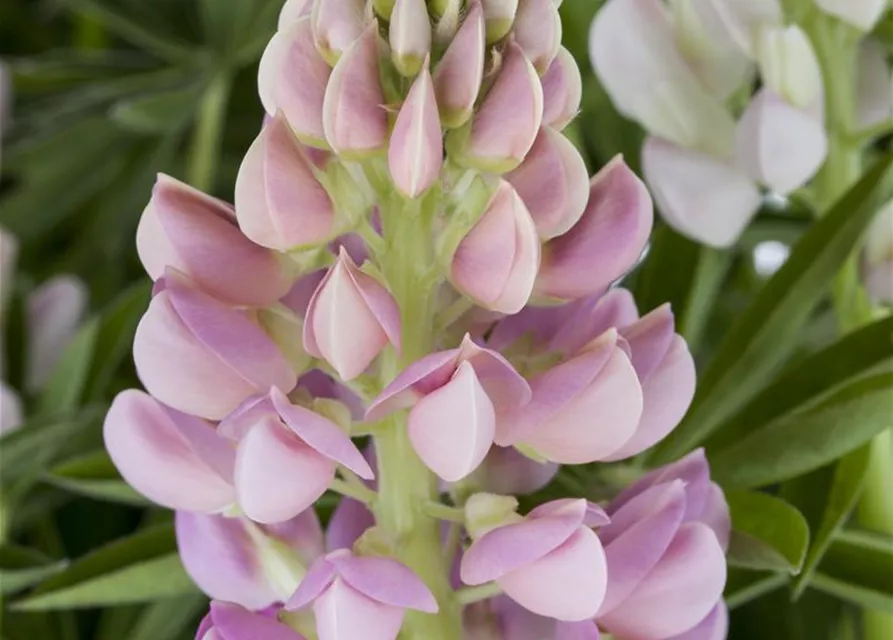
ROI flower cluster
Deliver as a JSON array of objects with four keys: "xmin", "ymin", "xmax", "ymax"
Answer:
[
  {"xmin": 590, "ymin": 0, "xmax": 893, "ymax": 249},
  {"xmin": 103, "ymin": 1, "xmax": 731, "ymax": 638}
]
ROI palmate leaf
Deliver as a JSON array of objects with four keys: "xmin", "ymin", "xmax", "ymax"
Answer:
[{"xmin": 652, "ymin": 154, "xmax": 893, "ymax": 463}]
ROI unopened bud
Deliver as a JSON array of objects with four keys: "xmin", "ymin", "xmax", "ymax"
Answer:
[
  {"xmin": 513, "ymin": 0, "xmax": 562, "ymax": 73},
  {"xmin": 389, "ymin": 0, "xmax": 432, "ymax": 77},
  {"xmin": 389, "ymin": 63, "xmax": 443, "ymax": 197},
  {"xmin": 433, "ymin": 0, "xmax": 486, "ymax": 129},
  {"xmin": 481, "ymin": 0, "xmax": 518, "ymax": 43},
  {"xmin": 311, "ymin": 0, "xmax": 366, "ymax": 65},
  {"xmin": 464, "ymin": 492, "xmax": 521, "ymax": 538}
]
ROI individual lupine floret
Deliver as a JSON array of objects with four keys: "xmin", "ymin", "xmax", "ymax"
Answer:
[
  {"xmin": 596, "ymin": 449, "xmax": 730, "ymax": 640},
  {"xmin": 137, "ymin": 174, "xmax": 291, "ymax": 307},
  {"xmin": 367, "ymin": 335, "xmax": 530, "ymax": 481},
  {"xmin": 303, "ymin": 248, "xmax": 401, "ymax": 380},
  {"xmin": 540, "ymin": 47, "xmax": 582, "ymax": 131},
  {"xmin": 389, "ymin": 0, "xmax": 432, "ymax": 77},
  {"xmin": 471, "ymin": 446, "xmax": 558, "ymax": 496},
  {"xmin": 512, "ymin": 0, "xmax": 562, "ymax": 73},
  {"xmin": 310, "ymin": 0, "xmax": 367, "ymax": 64},
  {"xmin": 433, "ymin": 0, "xmax": 485, "ymax": 129},
  {"xmin": 176, "ymin": 509, "xmax": 323, "ymax": 609},
  {"xmin": 460, "ymin": 496, "xmax": 609, "ymax": 621},
  {"xmin": 196, "ymin": 601, "xmax": 305, "ymax": 640},
  {"xmin": 278, "ymin": 0, "xmax": 312, "ymax": 28},
  {"xmin": 285, "ymin": 549, "xmax": 438, "ymax": 640},
  {"xmin": 450, "ymin": 180, "xmax": 541, "ymax": 314},
  {"xmin": 235, "ymin": 112, "xmax": 337, "ymax": 250},
  {"xmin": 132, "ymin": 271, "xmax": 296, "ymax": 420},
  {"xmin": 480, "ymin": 0, "xmax": 518, "ymax": 43}
]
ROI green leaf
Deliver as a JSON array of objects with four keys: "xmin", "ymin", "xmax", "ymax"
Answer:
[
  {"xmin": 0, "ymin": 546, "xmax": 69, "ymax": 596},
  {"xmin": 128, "ymin": 593, "xmax": 207, "ymax": 640},
  {"xmin": 809, "ymin": 529, "xmax": 893, "ymax": 613},
  {"xmin": 13, "ymin": 525, "xmax": 197, "ymax": 611},
  {"xmin": 111, "ymin": 85, "xmax": 204, "ymax": 134},
  {"xmin": 726, "ymin": 490, "xmax": 810, "ymax": 574},
  {"xmin": 652, "ymin": 154, "xmax": 893, "ymax": 463},
  {"xmin": 36, "ymin": 318, "xmax": 99, "ymax": 416},
  {"xmin": 790, "ymin": 446, "xmax": 872, "ymax": 600},
  {"xmin": 725, "ymin": 568, "xmax": 789, "ymax": 610},
  {"xmin": 44, "ymin": 451, "xmax": 148, "ymax": 507},
  {"xmin": 710, "ymin": 372, "xmax": 893, "ymax": 488}
]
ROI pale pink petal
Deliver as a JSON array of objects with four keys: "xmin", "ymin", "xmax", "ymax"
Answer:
[
  {"xmin": 27, "ymin": 275, "xmax": 88, "ymax": 391},
  {"xmin": 388, "ymin": 65, "xmax": 443, "ymax": 197},
  {"xmin": 326, "ymin": 498, "xmax": 375, "ymax": 550},
  {"xmin": 433, "ymin": 0, "xmax": 485, "ymax": 128},
  {"xmin": 279, "ymin": 0, "xmax": 313, "ymax": 28},
  {"xmin": 481, "ymin": 0, "xmax": 518, "ymax": 42},
  {"xmin": 311, "ymin": 0, "xmax": 366, "ymax": 63},
  {"xmin": 235, "ymin": 417, "xmax": 335, "ymax": 523},
  {"xmin": 314, "ymin": 579, "xmax": 405, "ymax": 640},
  {"xmin": 266, "ymin": 508, "xmax": 326, "ymax": 564},
  {"xmin": 618, "ymin": 304, "xmax": 675, "ymax": 380},
  {"xmin": 499, "ymin": 527, "xmax": 607, "ymax": 621},
  {"xmin": 556, "ymin": 621, "xmax": 602, "ymax": 640},
  {"xmin": 210, "ymin": 601, "xmax": 305, "ymax": 640},
  {"xmin": 286, "ymin": 557, "xmax": 338, "ymax": 610},
  {"xmin": 103, "ymin": 390, "xmax": 235, "ymax": 512},
  {"xmin": 331, "ymin": 553, "xmax": 438, "ymax": 612},
  {"xmin": 365, "ymin": 348, "xmax": 461, "ymax": 420},
  {"xmin": 389, "ymin": 0, "xmax": 432, "ymax": 76},
  {"xmin": 513, "ymin": 0, "xmax": 562, "ymax": 73},
  {"xmin": 700, "ymin": 484, "xmax": 731, "ymax": 552},
  {"xmin": 548, "ymin": 288, "xmax": 640, "ymax": 355},
  {"xmin": 541, "ymin": 47, "xmax": 582, "ymax": 131},
  {"xmin": 667, "ymin": 602, "xmax": 728, "ymax": 640},
  {"xmin": 642, "ymin": 136, "xmax": 762, "ymax": 248}
]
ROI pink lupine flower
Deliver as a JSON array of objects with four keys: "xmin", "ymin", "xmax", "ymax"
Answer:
[
  {"xmin": 433, "ymin": 0, "xmax": 485, "ymax": 129},
  {"xmin": 453, "ymin": 41, "xmax": 543, "ymax": 173},
  {"xmin": 481, "ymin": 0, "xmax": 518, "ymax": 43},
  {"xmin": 322, "ymin": 22, "xmax": 388, "ymax": 157},
  {"xmin": 506, "ymin": 127, "xmax": 590, "ymax": 239},
  {"xmin": 137, "ymin": 174, "xmax": 291, "ymax": 306},
  {"xmin": 597, "ymin": 450, "xmax": 729, "ymax": 640},
  {"xmin": 310, "ymin": 0, "xmax": 366, "ymax": 64},
  {"xmin": 132, "ymin": 271, "xmax": 296, "ymax": 420},
  {"xmin": 235, "ymin": 112, "xmax": 336, "ymax": 251},
  {"xmin": 389, "ymin": 0, "xmax": 431, "ymax": 77},
  {"xmin": 388, "ymin": 64, "xmax": 443, "ymax": 198},
  {"xmin": 176, "ymin": 509, "xmax": 323, "ymax": 609},
  {"xmin": 278, "ymin": 0, "xmax": 313, "ymax": 29},
  {"xmin": 366, "ymin": 335, "xmax": 530, "ymax": 481},
  {"xmin": 536, "ymin": 157, "xmax": 653, "ymax": 300},
  {"xmin": 221, "ymin": 387, "xmax": 373, "ymax": 523},
  {"xmin": 461, "ymin": 498, "xmax": 610, "ymax": 621},
  {"xmin": 450, "ymin": 181, "xmax": 541, "ymax": 314},
  {"xmin": 103, "ymin": 390, "xmax": 236, "ymax": 512},
  {"xmin": 512, "ymin": 0, "xmax": 562, "ymax": 73},
  {"xmin": 541, "ymin": 47, "xmax": 582, "ymax": 131},
  {"xmin": 196, "ymin": 601, "xmax": 305, "ymax": 640},
  {"xmin": 258, "ymin": 17, "xmax": 331, "ymax": 148},
  {"xmin": 303, "ymin": 248, "xmax": 401, "ymax": 380},
  {"xmin": 286, "ymin": 549, "xmax": 438, "ymax": 640}
]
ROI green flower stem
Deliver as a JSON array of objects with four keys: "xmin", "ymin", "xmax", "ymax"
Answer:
[
  {"xmin": 423, "ymin": 501, "xmax": 466, "ymax": 523},
  {"xmin": 456, "ymin": 583, "xmax": 503, "ymax": 606},
  {"xmin": 372, "ymin": 195, "xmax": 464, "ymax": 640},
  {"xmin": 806, "ymin": 12, "xmax": 893, "ymax": 639},
  {"xmin": 187, "ymin": 73, "xmax": 232, "ymax": 192},
  {"xmin": 329, "ymin": 478, "xmax": 377, "ymax": 505}
]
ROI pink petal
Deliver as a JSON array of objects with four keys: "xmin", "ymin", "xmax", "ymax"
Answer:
[
  {"xmin": 235, "ymin": 417, "xmax": 335, "ymax": 523},
  {"xmin": 619, "ymin": 304, "xmax": 675, "ymax": 380},
  {"xmin": 457, "ymin": 335, "xmax": 532, "ymax": 412},
  {"xmin": 388, "ymin": 0, "xmax": 432, "ymax": 76},
  {"xmin": 611, "ymin": 449, "xmax": 712, "ymax": 518},
  {"xmin": 322, "ymin": 23, "xmax": 388, "ymax": 157},
  {"xmin": 313, "ymin": 579, "xmax": 405, "ymax": 640},
  {"xmin": 537, "ymin": 157, "xmax": 653, "ymax": 300},
  {"xmin": 210, "ymin": 601, "xmax": 305, "ymax": 640},
  {"xmin": 235, "ymin": 112, "xmax": 336, "ymax": 250},
  {"xmin": 433, "ymin": 0, "xmax": 485, "ymax": 128},
  {"xmin": 548, "ymin": 288, "xmax": 640, "ymax": 355},
  {"xmin": 286, "ymin": 556, "xmax": 338, "ymax": 610},
  {"xmin": 388, "ymin": 65, "xmax": 443, "ymax": 197},
  {"xmin": 310, "ymin": 0, "xmax": 366, "ymax": 63},
  {"xmin": 513, "ymin": 0, "xmax": 562, "ymax": 73},
  {"xmin": 279, "ymin": 0, "xmax": 313, "ymax": 28},
  {"xmin": 26, "ymin": 275, "xmax": 88, "ymax": 391},
  {"xmin": 642, "ymin": 136, "xmax": 761, "ymax": 248},
  {"xmin": 598, "ymin": 481, "xmax": 687, "ymax": 614},
  {"xmin": 408, "ymin": 360, "xmax": 496, "ymax": 481},
  {"xmin": 281, "ymin": 271, "xmax": 326, "ymax": 317},
  {"xmin": 103, "ymin": 390, "xmax": 235, "ymax": 512},
  {"xmin": 266, "ymin": 508, "xmax": 326, "ymax": 565},
  {"xmin": 176, "ymin": 511, "xmax": 279, "ymax": 609},
  {"xmin": 331, "ymin": 553, "xmax": 438, "ymax": 612},
  {"xmin": 541, "ymin": 47, "xmax": 582, "ymax": 131},
  {"xmin": 699, "ymin": 484, "xmax": 731, "ymax": 553},
  {"xmin": 271, "ymin": 387, "xmax": 374, "ymax": 479},
  {"xmin": 258, "ymin": 18, "xmax": 330, "ymax": 146},
  {"xmin": 556, "ymin": 621, "xmax": 602, "ymax": 640},
  {"xmin": 735, "ymin": 89, "xmax": 828, "ymax": 195},
  {"xmin": 506, "ymin": 128, "xmax": 590, "ymax": 240},
  {"xmin": 365, "ymin": 349, "xmax": 461, "ymax": 421},
  {"xmin": 499, "ymin": 527, "xmax": 607, "ymax": 621},
  {"xmin": 599, "ymin": 523, "xmax": 727, "ymax": 639},
  {"xmin": 326, "ymin": 498, "xmax": 375, "ymax": 550},
  {"xmin": 667, "ymin": 602, "xmax": 728, "ymax": 640},
  {"xmin": 477, "ymin": 446, "xmax": 559, "ymax": 496}
]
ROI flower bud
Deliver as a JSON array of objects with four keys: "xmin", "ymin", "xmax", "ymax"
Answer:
[
  {"xmin": 481, "ymin": 0, "xmax": 518, "ymax": 43},
  {"xmin": 311, "ymin": 0, "xmax": 367, "ymax": 64},
  {"xmin": 367, "ymin": 334, "xmax": 531, "ymax": 480},
  {"xmin": 513, "ymin": 0, "xmax": 562, "ymax": 73},
  {"xmin": 499, "ymin": 329, "xmax": 644, "ymax": 462},
  {"xmin": 137, "ymin": 174, "xmax": 290, "ymax": 306},
  {"xmin": 235, "ymin": 112, "xmax": 336, "ymax": 251},
  {"xmin": 815, "ymin": 0, "xmax": 887, "ymax": 32},
  {"xmin": 461, "ymin": 499, "xmax": 609, "ymax": 621},
  {"xmin": 755, "ymin": 25, "xmax": 822, "ymax": 112},
  {"xmin": 506, "ymin": 128, "xmax": 589, "ymax": 239},
  {"xmin": 197, "ymin": 601, "xmax": 304, "ymax": 640},
  {"xmin": 132, "ymin": 273, "xmax": 296, "ymax": 420},
  {"xmin": 863, "ymin": 200, "xmax": 893, "ymax": 305},
  {"xmin": 176, "ymin": 510, "xmax": 323, "ymax": 609},
  {"xmin": 279, "ymin": 0, "xmax": 313, "ymax": 28},
  {"xmin": 536, "ymin": 156, "xmax": 652, "ymax": 300},
  {"xmin": 26, "ymin": 275, "xmax": 88, "ymax": 391},
  {"xmin": 286, "ymin": 549, "xmax": 438, "ymax": 640},
  {"xmin": 735, "ymin": 89, "xmax": 827, "ymax": 195},
  {"xmin": 541, "ymin": 47, "xmax": 582, "ymax": 131},
  {"xmin": 259, "ymin": 18, "xmax": 331, "ymax": 148},
  {"xmin": 303, "ymin": 248, "xmax": 401, "ymax": 380},
  {"xmin": 322, "ymin": 23, "xmax": 389, "ymax": 157},
  {"xmin": 388, "ymin": 64, "xmax": 443, "ymax": 197},
  {"xmin": 103, "ymin": 390, "xmax": 236, "ymax": 512},
  {"xmin": 642, "ymin": 136, "xmax": 761, "ymax": 248},
  {"xmin": 389, "ymin": 0, "xmax": 432, "ymax": 77},
  {"xmin": 450, "ymin": 181, "xmax": 541, "ymax": 314},
  {"xmin": 227, "ymin": 387, "xmax": 373, "ymax": 523},
  {"xmin": 433, "ymin": 0, "xmax": 486, "ymax": 129},
  {"xmin": 449, "ymin": 42, "xmax": 543, "ymax": 173}
]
